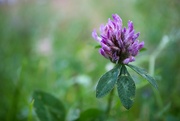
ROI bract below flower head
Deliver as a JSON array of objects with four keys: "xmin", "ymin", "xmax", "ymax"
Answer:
[{"xmin": 92, "ymin": 14, "xmax": 144, "ymax": 64}]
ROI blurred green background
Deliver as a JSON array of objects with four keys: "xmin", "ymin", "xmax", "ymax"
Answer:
[{"xmin": 0, "ymin": 0, "xmax": 180, "ymax": 121}]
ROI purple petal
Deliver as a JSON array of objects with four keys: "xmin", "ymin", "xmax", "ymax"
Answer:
[
  {"xmin": 107, "ymin": 39, "xmax": 114, "ymax": 46},
  {"xmin": 111, "ymin": 46, "xmax": 120, "ymax": 51},
  {"xmin": 131, "ymin": 50, "xmax": 138, "ymax": 56},
  {"xmin": 112, "ymin": 14, "xmax": 121, "ymax": 22},
  {"xmin": 123, "ymin": 28, "xmax": 126, "ymax": 33},
  {"xmin": 99, "ymin": 24, "xmax": 105, "ymax": 33},
  {"xmin": 128, "ymin": 20, "xmax": 134, "ymax": 32},
  {"xmin": 101, "ymin": 42, "xmax": 111, "ymax": 51},
  {"xmin": 123, "ymin": 56, "xmax": 135, "ymax": 64},
  {"xmin": 132, "ymin": 40, "xmax": 139, "ymax": 48},
  {"xmin": 124, "ymin": 30, "xmax": 134, "ymax": 44},
  {"xmin": 138, "ymin": 41, "xmax": 144, "ymax": 49},
  {"xmin": 129, "ymin": 40, "xmax": 139, "ymax": 56},
  {"xmin": 107, "ymin": 30, "xmax": 110, "ymax": 39},
  {"xmin": 112, "ymin": 21, "xmax": 116, "ymax": 29},
  {"xmin": 133, "ymin": 32, "xmax": 140, "ymax": 41},
  {"xmin": 99, "ymin": 49, "xmax": 109, "ymax": 58},
  {"xmin": 112, "ymin": 14, "xmax": 122, "ymax": 29},
  {"xmin": 116, "ymin": 31, "xmax": 121, "ymax": 40},
  {"xmin": 112, "ymin": 52, "xmax": 119, "ymax": 63},
  {"xmin": 92, "ymin": 30, "xmax": 101, "ymax": 42},
  {"xmin": 108, "ymin": 18, "xmax": 114, "ymax": 30},
  {"xmin": 101, "ymin": 35, "xmax": 107, "ymax": 40},
  {"xmin": 117, "ymin": 38, "xmax": 123, "ymax": 48}
]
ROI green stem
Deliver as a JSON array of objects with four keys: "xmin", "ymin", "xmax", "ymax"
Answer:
[
  {"xmin": 105, "ymin": 88, "xmax": 115, "ymax": 119},
  {"xmin": 28, "ymin": 100, "xmax": 34, "ymax": 121}
]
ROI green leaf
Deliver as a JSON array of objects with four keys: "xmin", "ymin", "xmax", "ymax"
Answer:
[
  {"xmin": 96, "ymin": 65, "xmax": 121, "ymax": 98},
  {"xmin": 33, "ymin": 90, "xmax": 66, "ymax": 121},
  {"xmin": 127, "ymin": 64, "xmax": 158, "ymax": 89},
  {"xmin": 117, "ymin": 65, "xmax": 135, "ymax": 110},
  {"xmin": 94, "ymin": 45, "xmax": 101, "ymax": 49},
  {"xmin": 76, "ymin": 108, "xmax": 104, "ymax": 121},
  {"xmin": 139, "ymin": 47, "xmax": 147, "ymax": 52}
]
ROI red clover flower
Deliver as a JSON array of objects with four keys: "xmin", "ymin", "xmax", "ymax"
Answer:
[
  {"xmin": 92, "ymin": 14, "xmax": 144, "ymax": 64},
  {"xmin": 92, "ymin": 14, "xmax": 157, "ymax": 110}
]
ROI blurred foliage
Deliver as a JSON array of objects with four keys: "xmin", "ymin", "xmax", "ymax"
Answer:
[
  {"xmin": 33, "ymin": 90, "xmax": 66, "ymax": 121},
  {"xmin": 0, "ymin": 0, "xmax": 180, "ymax": 121}
]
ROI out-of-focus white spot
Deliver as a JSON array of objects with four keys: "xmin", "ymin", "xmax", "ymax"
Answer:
[
  {"xmin": 105, "ymin": 63, "xmax": 114, "ymax": 71},
  {"xmin": 66, "ymin": 108, "xmax": 80, "ymax": 121},
  {"xmin": 74, "ymin": 75, "xmax": 91, "ymax": 87},
  {"xmin": 37, "ymin": 37, "xmax": 52, "ymax": 56}
]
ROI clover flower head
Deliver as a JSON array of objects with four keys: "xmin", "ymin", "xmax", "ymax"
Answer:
[{"xmin": 92, "ymin": 14, "xmax": 144, "ymax": 64}]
